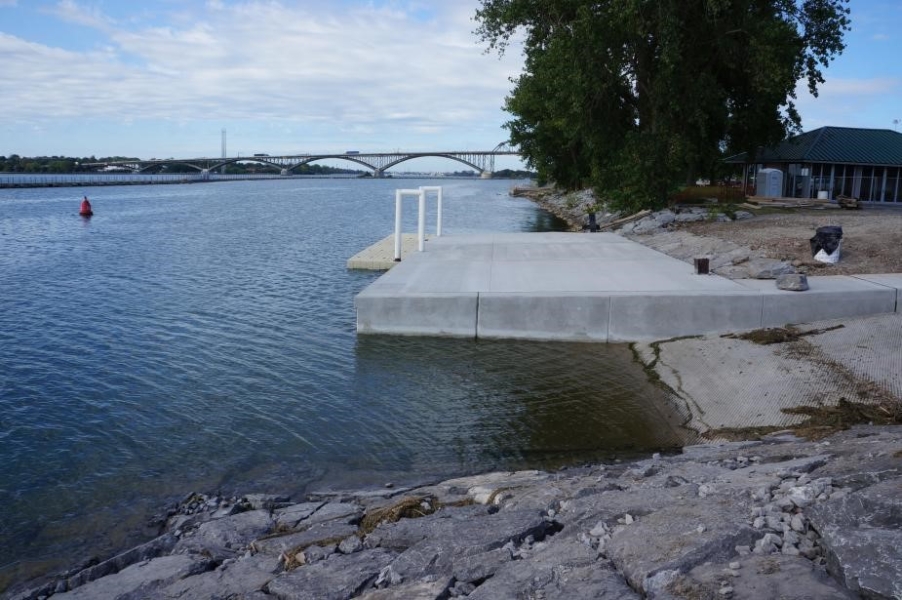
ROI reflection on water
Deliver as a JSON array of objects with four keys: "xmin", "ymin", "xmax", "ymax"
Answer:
[{"xmin": 351, "ymin": 336, "xmax": 689, "ymax": 473}]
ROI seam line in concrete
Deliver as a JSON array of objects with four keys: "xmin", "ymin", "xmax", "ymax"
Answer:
[
  {"xmin": 851, "ymin": 275, "xmax": 900, "ymax": 313},
  {"xmin": 475, "ymin": 292, "xmax": 481, "ymax": 340},
  {"xmin": 606, "ymin": 292, "xmax": 613, "ymax": 341},
  {"xmin": 758, "ymin": 292, "xmax": 765, "ymax": 329}
]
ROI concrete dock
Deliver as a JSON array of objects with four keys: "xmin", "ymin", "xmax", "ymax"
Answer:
[{"xmin": 354, "ymin": 232, "xmax": 902, "ymax": 342}]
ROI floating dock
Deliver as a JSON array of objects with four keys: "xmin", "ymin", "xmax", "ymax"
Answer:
[
  {"xmin": 353, "ymin": 232, "xmax": 902, "ymax": 342},
  {"xmin": 347, "ymin": 234, "xmax": 433, "ymax": 270}
]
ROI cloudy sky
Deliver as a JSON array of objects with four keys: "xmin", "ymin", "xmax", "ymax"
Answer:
[{"xmin": 0, "ymin": 0, "xmax": 900, "ymax": 171}]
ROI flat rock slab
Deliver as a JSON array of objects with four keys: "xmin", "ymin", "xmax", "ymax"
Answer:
[
  {"xmin": 356, "ymin": 578, "xmax": 451, "ymax": 599},
  {"xmin": 54, "ymin": 555, "xmax": 214, "ymax": 599},
  {"xmin": 252, "ymin": 520, "xmax": 359, "ymax": 557},
  {"xmin": 601, "ymin": 499, "xmax": 759, "ymax": 594},
  {"xmin": 467, "ymin": 540, "xmax": 638, "ymax": 599},
  {"xmin": 264, "ymin": 548, "xmax": 396, "ymax": 600},
  {"xmin": 673, "ymin": 554, "xmax": 856, "ymax": 599},
  {"xmin": 158, "ymin": 554, "xmax": 280, "ymax": 600},
  {"xmin": 808, "ymin": 478, "xmax": 902, "ymax": 599},
  {"xmin": 366, "ymin": 505, "xmax": 551, "ymax": 553},
  {"xmin": 174, "ymin": 509, "xmax": 273, "ymax": 559}
]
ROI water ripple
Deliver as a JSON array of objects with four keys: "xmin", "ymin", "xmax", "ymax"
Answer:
[{"xmin": 0, "ymin": 179, "xmax": 690, "ymax": 593}]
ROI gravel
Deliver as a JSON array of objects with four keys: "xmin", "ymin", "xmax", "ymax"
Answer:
[{"xmin": 677, "ymin": 207, "xmax": 902, "ymax": 276}]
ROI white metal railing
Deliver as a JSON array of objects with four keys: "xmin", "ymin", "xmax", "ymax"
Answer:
[{"xmin": 392, "ymin": 186, "xmax": 443, "ymax": 261}]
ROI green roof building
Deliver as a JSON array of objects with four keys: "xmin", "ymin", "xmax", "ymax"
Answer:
[{"xmin": 726, "ymin": 126, "xmax": 902, "ymax": 203}]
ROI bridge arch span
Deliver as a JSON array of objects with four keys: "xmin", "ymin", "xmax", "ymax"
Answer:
[
  {"xmin": 136, "ymin": 160, "xmax": 205, "ymax": 174},
  {"xmin": 284, "ymin": 156, "xmax": 378, "ymax": 173},
  {"xmin": 379, "ymin": 154, "xmax": 484, "ymax": 174}
]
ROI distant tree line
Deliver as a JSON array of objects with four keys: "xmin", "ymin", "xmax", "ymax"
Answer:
[
  {"xmin": 0, "ymin": 155, "xmax": 360, "ymax": 176},
  {"xmin": 494, "ymin": 168, "xmax": 535, "ymax": 179},
  {"xmin": 444, "ymin": 169, "xmax": 536, "ymax": 178},
  {"xmin": 0, "ymin": 155, "xmax": 138, "ymax": 173}
]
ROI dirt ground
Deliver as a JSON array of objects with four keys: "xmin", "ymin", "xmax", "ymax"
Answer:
[{"xmin": 678, "ymin": 205, "xmax": 902, "ymax": 275}]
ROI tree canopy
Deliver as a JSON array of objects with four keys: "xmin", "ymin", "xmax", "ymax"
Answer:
[{"xmin": 476, "ymin": 0, "xmax": 850, "ymax": 211}]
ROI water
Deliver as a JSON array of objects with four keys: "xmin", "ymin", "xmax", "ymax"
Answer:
[{"xmin": 0, "ymin": 178, "xmax": 689, "ymax": 592}]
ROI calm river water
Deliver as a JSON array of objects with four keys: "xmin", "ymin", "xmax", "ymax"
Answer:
[{"xmin": 0, "ymin": 177, "xmax": 689, "ymax": 591}]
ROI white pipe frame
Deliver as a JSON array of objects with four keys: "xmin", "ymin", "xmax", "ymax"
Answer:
[
  {"xmin": 393, "ymin": 188, "xmax": 425, "ymax": 261},
  {"xmin": 393, "ymin": 186, "xmax": 444, "ymax": 262},
  {"xmin": 419, "ymin": 186, "xmax": 443, "ymax": 237}
]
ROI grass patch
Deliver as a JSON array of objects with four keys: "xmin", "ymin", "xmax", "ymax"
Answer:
[
  {"xmin": 785, "ymin": 398, "xmax": 902, "ymax": 440},
  {"xmin": 359, "ymin": 495, "xmax": 451, "ymax": 535},
  {"xmin": 722, "ymin": 324, "xmax": 844, "ymax": 345}
]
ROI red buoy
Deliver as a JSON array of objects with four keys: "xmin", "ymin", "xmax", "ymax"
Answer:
[{"xmin": 79, "ymin": 196, "xmax": 93, "ymax": 217}]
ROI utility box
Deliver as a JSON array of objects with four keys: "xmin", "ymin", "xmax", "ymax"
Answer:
[{"xmin": 756, "ymin": 168, "xmax": 784, "ymax": 197}]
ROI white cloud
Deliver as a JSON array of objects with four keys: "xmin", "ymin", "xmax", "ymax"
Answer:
[
  {"xmin": 794, "ymin": 76, "xmax": 902, "ymax": 131},
  {"xmin": 47, "ymin": 0, "xmax": 114, "ymax": 31},
  {"xmin": 0, "ymin": 1, "xmax": 523, "ymax": 152}
]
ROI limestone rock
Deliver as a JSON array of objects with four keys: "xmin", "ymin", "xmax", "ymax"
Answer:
[
  {"xmin": 776, "ymin": 273, "xmax": 809, "ymax": 291},
  {"xmin": 251, "ymin": 520, "xmax": 357, "ymax": 557},
  {"xmin": 672, "ymin": 555, "xmax": 855, "ymax": 600},
  {"xmin": 807, "ymin": 478, "xmax": 902, "ymax": 599},
  {"xmin": 55, "ymin": 555, "xmax": 214, "ymax": 599},
  {"xmin": 467, "ymin": 540, "xmax": 640, "ymax": 599},
  {"xmin": 174, "ymin": 509, "xmax": 273, "ymax": 560},
  {"xmin": 746, "ymin": 259, "xmax": 796, "ymax": 279},
  {"xmin": 264, "ymin": 548, "xmax": 397, "ymax": 600}
]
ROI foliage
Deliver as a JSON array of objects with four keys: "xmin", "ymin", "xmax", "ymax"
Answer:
[
  {"xmin": 670, "ymin": 184, "xmax": 746, "ymax": 205},
  {"xmin": 475, "ymin": 0, "xmax": 850, "ymax": 212},
  {"xmin": 494, "ymin": 168, "xmax": 537, "ymax": 178}
]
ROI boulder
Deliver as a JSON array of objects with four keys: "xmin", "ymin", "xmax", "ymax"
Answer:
[
  {"xmin": 776, "ymin": 273, "xmax": 809, "ymax": 291},
  {"xmin": 746, "ymin": 259, "xmax": 796, "ymax": 279}
]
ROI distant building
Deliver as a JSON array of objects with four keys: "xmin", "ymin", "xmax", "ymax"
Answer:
[{"xmin": 726, "ymin": 126, "xmax": 902, "ymax": 202}]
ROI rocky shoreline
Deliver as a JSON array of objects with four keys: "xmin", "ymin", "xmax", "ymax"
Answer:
[
  {"xmin": 9, "ymin": 426, "xmax": 901, "ymax": 599},
  {"xmin": 514, "ymin": 186, "xmax": 810, "ymax": 281}
]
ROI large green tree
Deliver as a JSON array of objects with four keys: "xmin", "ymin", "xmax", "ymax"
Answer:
[{"xmin": 476, "ymin": 0, "xmax": 850, "ymax": 211}]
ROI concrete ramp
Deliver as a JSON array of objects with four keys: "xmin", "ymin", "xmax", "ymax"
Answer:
[{"xmin": 354, "ymin": 232, "xmax": 901, "ymax": 342}]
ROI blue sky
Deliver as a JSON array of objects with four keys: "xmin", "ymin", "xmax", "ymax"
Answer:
[{"xmin": 0, "ymin": 0, "xmax": 900, "ymax": 172}]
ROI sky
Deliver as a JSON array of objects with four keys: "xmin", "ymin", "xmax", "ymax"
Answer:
[{"xmin": 0, "ymin": 0, "xmax": 900, "ymax": 172}]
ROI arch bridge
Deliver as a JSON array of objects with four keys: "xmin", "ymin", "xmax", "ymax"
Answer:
[{"xmin": 83, "ymin": 144, "xmax": 518, "ymax": 178}]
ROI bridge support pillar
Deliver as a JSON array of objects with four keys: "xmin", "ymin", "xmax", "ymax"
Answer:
[
  {"xmin": 374, "ymin": 169, "xmax": 384, "ymax": 178},
  {"xmin": 201, "ymin": 169, "xmax": 210, "ymax": 181},
  {"xmin": 281, "ymin": 169, "xmax": 289, "ymax": 176},
  {"xmin": 480, "ymin": 170, "xmax": 493, "ymax": 179}
]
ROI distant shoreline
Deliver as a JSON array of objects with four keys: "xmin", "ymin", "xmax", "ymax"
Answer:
[{"xmin": 0, "ymin": 174, "xmax": 523, "ymax": 189}]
